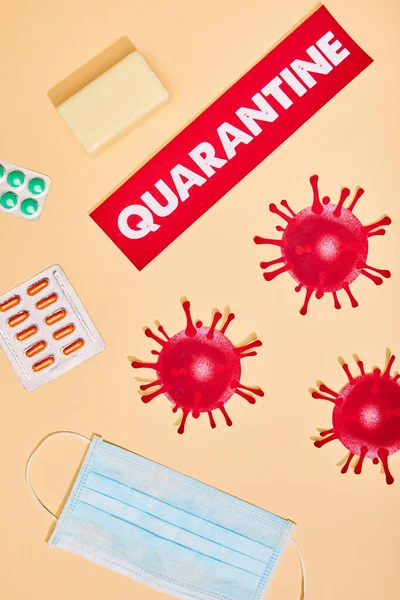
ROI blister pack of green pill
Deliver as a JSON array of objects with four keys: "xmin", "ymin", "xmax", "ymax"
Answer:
[{"xmin": 0, "ymin": 160, "xmax": 51, "ymax": 221}]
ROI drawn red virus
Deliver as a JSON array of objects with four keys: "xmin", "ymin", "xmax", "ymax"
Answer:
[
  {"xmin": 311, "ymin": 350, "xmax": 400, "ymax": 485},
  {"xmin": 130, "ymin": 298, "xmax": 264, "ymax": 434},
  {"xmin": 254, "ymin": 175, "xmax": 391, "ymax": 315}
]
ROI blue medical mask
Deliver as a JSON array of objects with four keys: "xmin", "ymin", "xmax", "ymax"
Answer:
[{"xmin": 26, "ymin": 432, "xmax": 306, "ymax": 600}]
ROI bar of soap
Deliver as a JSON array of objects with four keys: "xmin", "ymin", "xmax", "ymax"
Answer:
[{"xmin": 57, "ymin": 51, "xmax": 169, "ymax": 153}]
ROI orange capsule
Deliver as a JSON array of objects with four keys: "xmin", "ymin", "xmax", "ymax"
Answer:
[
  {"xmin": 53, "ymin": 324, "xmax": 75, "ymax": 340},
  {"xmin": 16, "ymin": 325, "xmax": 38, "ymax": 342},
  {"xmin": 32, "ymin": 356, "xmax": 55, "ymax": 372},
  {"xmin": 8, "ymin": 311, "xmax": 29, "ymax": 328},
  {"xmin": 25, "ymin": 341, "xmax": 47, "ymax": 358},
  {"xmin": 63, "ymin": 339, "xmax": 85, "ymax": 356},
  {"xmin": 0, "ymin": 296, "xmax": 20, "ymax": 312},
  {"xmin": 27, "ymin": 279, "xmax": 49, "ymax": 296},
  {"xmin": 45, "ymin": 309, "xmax": 66, "ymax": 326},
  {"xmin": 36, "ymin": 294, "xmax": 58, "ymax": 310}
]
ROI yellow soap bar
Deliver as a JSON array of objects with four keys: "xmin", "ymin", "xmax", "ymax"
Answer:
[{"xmin": 57, "ymin": 51, "xmax": 169, "ymax": 153}]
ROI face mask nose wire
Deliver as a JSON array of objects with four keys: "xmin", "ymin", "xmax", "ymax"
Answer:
[
  {"xmin": 292, "ymin": 538, "xmax": 307, "ymax": 600},
  {"xmin": 25, "ymin": 431, "xmax": 91, "ymax": 522}
]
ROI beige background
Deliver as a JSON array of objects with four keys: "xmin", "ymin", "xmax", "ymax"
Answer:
[{"xmin": 0, "ymin": 0, "xmax": 399, "ymax": 598}]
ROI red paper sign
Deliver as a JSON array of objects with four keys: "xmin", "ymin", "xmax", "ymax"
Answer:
[{"xmin": 90, "ymin": 5, "xmax": 372, "ymax": 270}]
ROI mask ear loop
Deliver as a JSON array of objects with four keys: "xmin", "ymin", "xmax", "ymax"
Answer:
[
  {"xmin": 292, "ymin": 538, "xmax": 307, "ymax": 600},
  {"xmin": 25, "ymin": 431, "xmax": 90, "ymax": 522}
]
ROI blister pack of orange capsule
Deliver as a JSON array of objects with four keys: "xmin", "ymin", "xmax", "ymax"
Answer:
[{"xmin": 0, "ymin": 265, "xmax": 105, "ymax": 391}]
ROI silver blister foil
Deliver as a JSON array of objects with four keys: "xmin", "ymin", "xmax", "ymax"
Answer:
[{"xmin": 0, "ymin": 265, "xmax": 105, "ymax": 390}]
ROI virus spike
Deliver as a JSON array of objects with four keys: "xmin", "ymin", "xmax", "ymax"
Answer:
[
  {"xmin": 181, "ymin": 299, "xmax": 197, "ymax": 337},
  {"xmin": 253, "ymin": 236, "xmax": 283, "ymax": 247},
  {"xmin": 378, "ymin": 448, "xmax": 394, "ymax": 485},
  {"xmin": 311, "ymin": 389, "xmax": 337, "ymax": 402},
  {"xmin": 384, "ymin": 352, "xmax": 396, "ymax": 378},
  {"xmin": 131, "ymin": 358, "xmax": 157, "ymax": 370},
  {"xmin": 280, "ymin": 199, "xmax": 296, "ymax": 217},
  {"xmin": 333, "ymin": 187, "xmax": 351, "ymax": 217},
  {"xmin": 234, "ymin": 382, "xmax": 264, "ymax": 404},
  {"xmin": 219, "ymin": 405, "xmax": 232, "ymax": 426},
  {"xmin": 309, "ymin": 175, "xmax": 324, "ymax": 214},
  {"xmin": 363, "ymin": 215, "xmax": 392, "ymax": 237},
  {"xmin": 342, "ymin": 364, "xmax": 355, "ymax": 383},
  {"xmin": 208, "ymin": 411, "xmax": 216, "ymax": 428},
  {"xmin": 156, "ymin": 322, "xmax": 170, "ymax": 340},
  {"xmin": 338, "ymin": 357, "xmax": 355, "ymax": 383},
  {"xmin": 319, "ymin": 384, "xmax": 339, "ymax": 398},
  {"xmin": 235, "ymin": 389, "xmax": 257, "ymax": 404},
  {"xmin": 240, "ymin": 351, "xmax": 258, "ymax": 358},
  {"xmin": 348, "ymin": 187, "xmax": 365, "ymax": 212},
  {"xmin": 343, "ymin": 283, "xmax": 358, "ymax": 308},
  {"xmin": 341, "ymin": 452, "xmax": 355, "ymax": 474},
  {"xmin": 219, "ymin": 309, "xmax": 235, "ymax": 334},
  {"xmin": 236, "ymin": 382, "xmax": 265, "ymax": 397},
  {"xmin": 192, "ymin": 391, "xmax": 202, "ymax": 418},
  {"xmin": 263, "ymin": 265, "xmax": 289, "ymax": 281},
  {"xmin": 178, "ymin": 411, "xmax": 189, "ymax": 434},
  {"xmin": 332, "ymin": 291, "xmax": 341, "ymax": 309},
  {"xmin": 360, "ymin": 270, "xmax": 384, "ymax": 285},
  {"xmin": 320, "ymin": 428, "xmax": 334, "ymax": 436},
  {"xmin": 144, "ymin": 327, "xmax": 167, "ymax": 347},
  {"xmin": 366, "ymin": 229, "xmax": 386, "ymax": 237},
  {"xmin": 151, "ymin": 350, "xmax": 160, "ymax": 355},
  {"xmin": 361, "ymin": 263, "xmax": 391, "ymax": 284},
  {"xmin": 352, "ymin": 354, "xmax": 365, "ymax": 376},
  {"xmin": 207, "ymin": 311, "xmax": 223, "ymax": 339},
  {"xmin": 300, "ymin": 288, "xmax": 313, "ymax": 316},
  {"xmin": 276, "ymin": 225, "xmax": 285, "ymax": 232},
  {"xmin": 371, "ymin": 368, "xmax": 381, "ymax": 394},
  {"xmin": 141, "ymin": 386, "xmax": 168, "ymax": 404},
  {"xmin": 140, "ymin": 380, "xmax": 161, "ymax": 391},
  {"xmin": 236, "ymin": 338, "xmax": 262, "ymax": 357},
  {"xmin": 364, "ymin": 215, "xmax": 392, "ymax": 233},
  {"xmin": 354, "ymin": 446, "xmax": 367, "ymax": 475},
  {"xmin": 394, "ymin": 373, "xmax": 400, "ymax": 382},
  {"xmin": 269, "ymin": 202, "xmax": 292, "ymax": 223},
  {"xmin": 260, "ymin": 257, "xmax": 285, "ymax": 269},
  {"xmin": 314, "ymin": 433, "xmax": 337, "ymax": 448}
]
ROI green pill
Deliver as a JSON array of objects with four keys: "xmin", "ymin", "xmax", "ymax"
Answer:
[
  {"xmin": 7, "ymin": 170, "xmax": 25, "ymax": 188},
  {"xmin": 0, "ymin": 165, "xmax": 4, "ymax": 179},
  {"xmin": 21, "ymin": 198, "xmax": 39, "ymax": 216},
  {"xmin": 0, "ymin": 191, "xmax": 18, "ymax": 210},
  {"xmin": 28, "ymin": 177, "xmax": 46, "ymax": 195}
]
